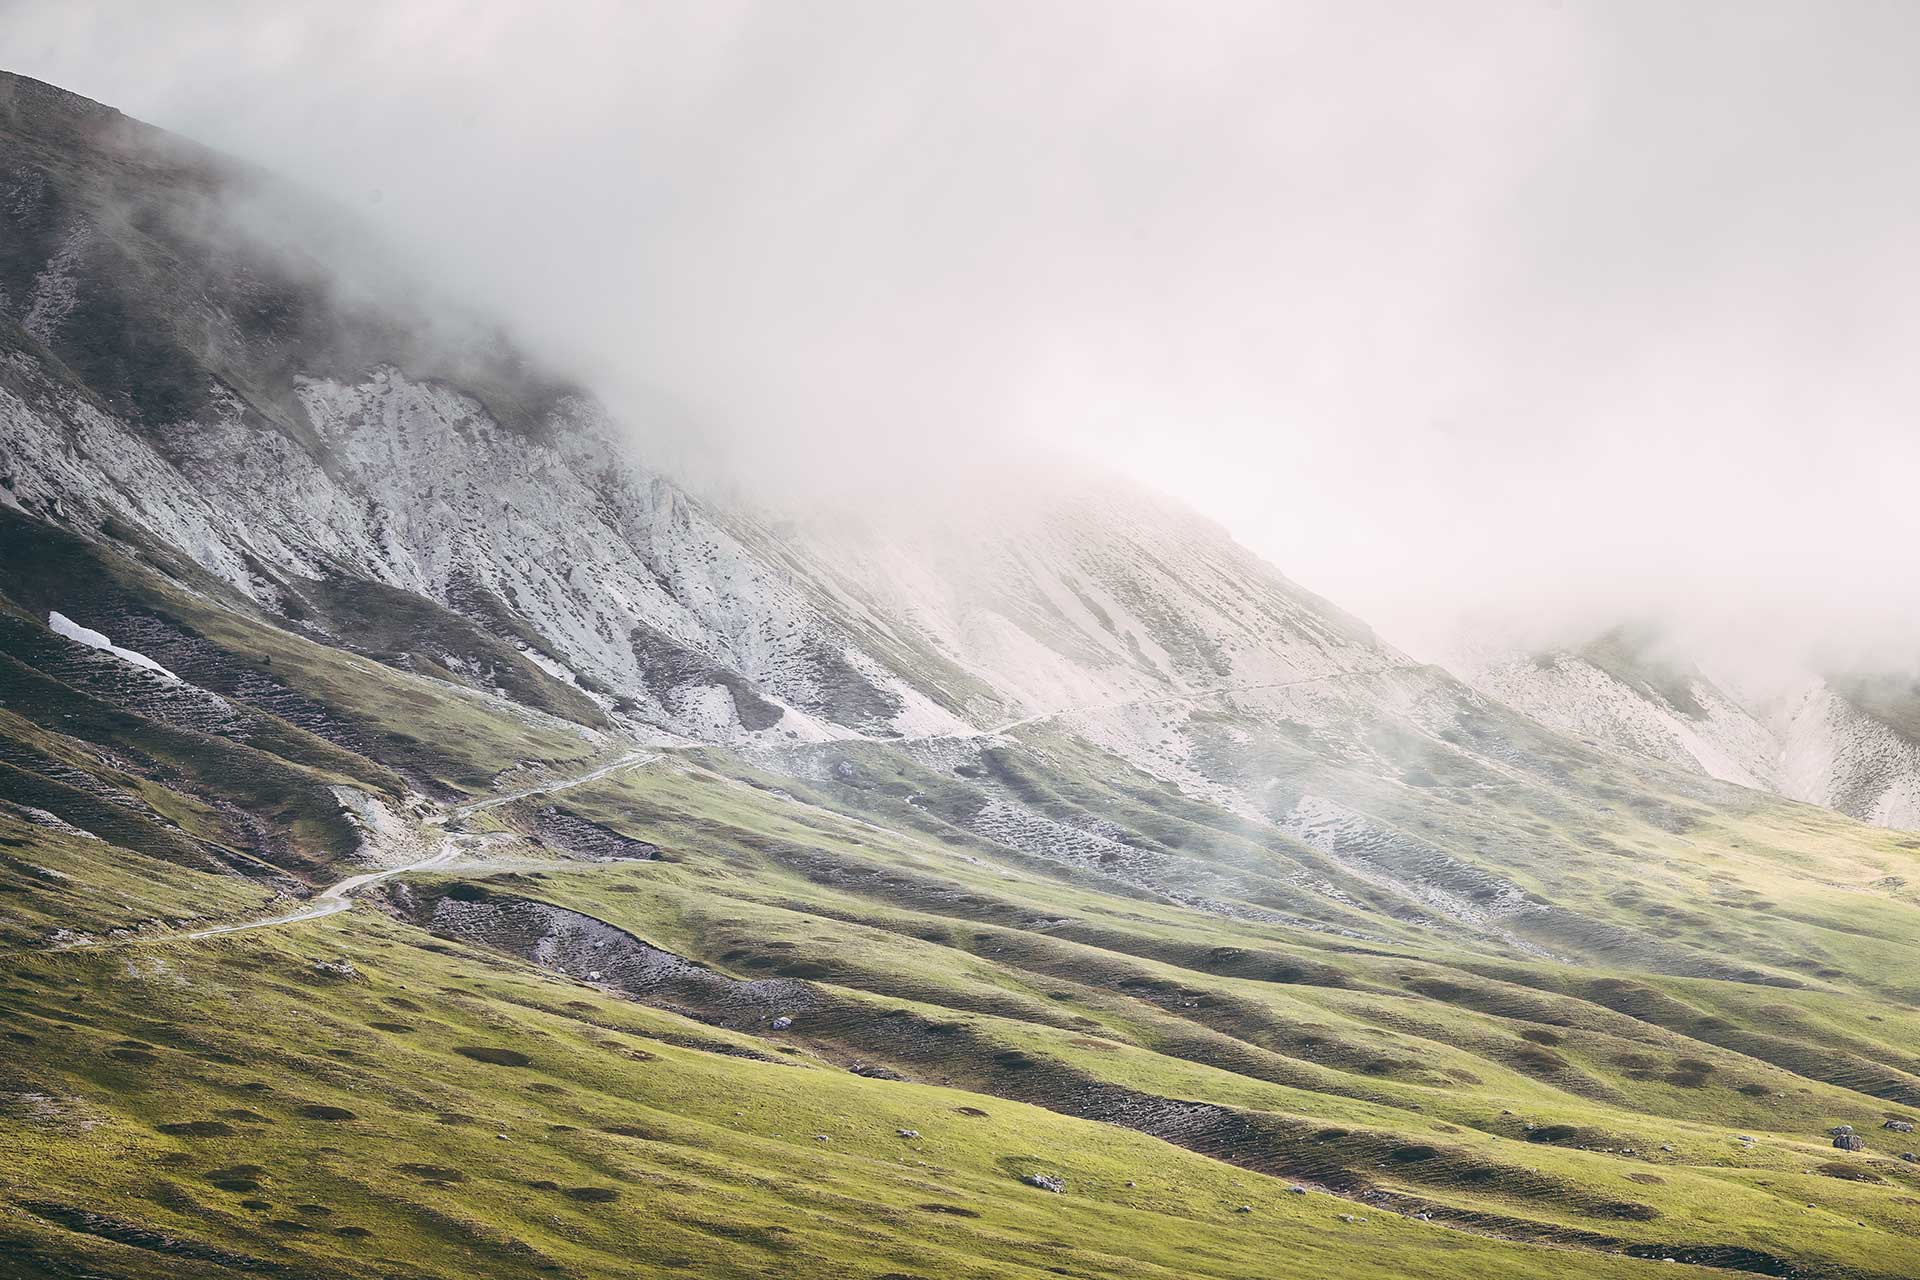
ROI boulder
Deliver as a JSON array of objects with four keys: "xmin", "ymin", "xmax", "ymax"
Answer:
[
  {"xmin": 1883, "ymin": 1119, "xmax": 1915, "ymax": 1133},
  {"xmin": 1833, "ymin": 1134, "xmax": 1866, "ymax": 1151},
  {"xmin": 1023, "ymin": 1174, "xmax": 1065, "ymax": 1194},
  {"xmin": 770, "ymin": 1016, "xmax": 793, "ymax": 1031}
]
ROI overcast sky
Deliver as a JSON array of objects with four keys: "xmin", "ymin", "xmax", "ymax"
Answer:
[{"xmin": 10, "ymin": 1, "xmax": 1920, "ymax": 663}]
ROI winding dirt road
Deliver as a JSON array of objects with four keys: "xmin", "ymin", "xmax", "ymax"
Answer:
[
  {"xmin": 177, "ymin": 749, "xmax": 657, "ymax": 942},
  {"xmin": 436, "ymin": 750, "xmax": 658, "ymax": 819}
]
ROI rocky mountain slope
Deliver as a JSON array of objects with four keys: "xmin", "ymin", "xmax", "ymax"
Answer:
[
  {"xmin": 5, "ymin": 71, "xmax": 1920, "ymax": 1280},
  {"xmin": 1462, "ymin": 627, "xmax": 1920, "ymax": 828},
  {"xmin": 1, "ymin": 66, "xmax": 1405, "ymax": 756}
]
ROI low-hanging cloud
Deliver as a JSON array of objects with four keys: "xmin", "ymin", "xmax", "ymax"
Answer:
[{"xmin": 10, "ymin": 1, "xmax": 1920, "ymax": 670}]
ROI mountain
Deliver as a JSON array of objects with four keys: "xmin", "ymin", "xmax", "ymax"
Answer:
[
  {"xmin": 1461, "ymin": 625, "xmax": 1920, "ymax": 828},
  {"xmin": 5, "ymin": 71, "xmax": 1920, "ymax": 1280},
  {"xmin": 0, "ymin": 67, "xmax": 1402, "ymax": 751}
]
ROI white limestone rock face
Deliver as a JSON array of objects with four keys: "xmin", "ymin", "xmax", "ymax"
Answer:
[
  {"xmin": 787, "ymin": 477, "xmax": 1407, "ymax": 728},
  {"xmin": 1458, "ymin": 638, "xmax": 1920, "ymax": 831},
  {"xmin": 6, "ymin": 344, "xmax": 1412, "ymax": 753},
  {"xmin": 1467, "ymin": 650, "xmax": 1781, "ymax": 791},
  {"xmin": 2, "ymin": 357, "xmax": 948, "ymax": 743},
  {"xmin": 1770, "ymin": 683, "xmax": 1920, "ymax": 829}
]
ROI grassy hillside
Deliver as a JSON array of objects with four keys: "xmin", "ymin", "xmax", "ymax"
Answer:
[{"xmin": 6, "ymin": 574, "xmax": 1920, "ymax": 1278}]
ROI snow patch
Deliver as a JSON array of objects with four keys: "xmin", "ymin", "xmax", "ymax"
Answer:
[{"xmin": 47, "ymin": 611, "xmax": 178, "ymax": 680}]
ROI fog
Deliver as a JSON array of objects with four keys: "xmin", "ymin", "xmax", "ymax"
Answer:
[{"xmin": 11, "ymin": 1, "xmax": 1920, "ymax": 667}]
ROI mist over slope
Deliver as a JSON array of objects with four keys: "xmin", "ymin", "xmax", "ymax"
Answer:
[
  {"xmin": 0, "ymin": 68, "xmax": 1402, "ymax": 750},
  {"xmin": 1458, "ymin": 626, "xmax": 1920, "ymax": 830},
  {"xmin": 4, "ymin": 70, "xmax": 1920, "ymax": 1280}
]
